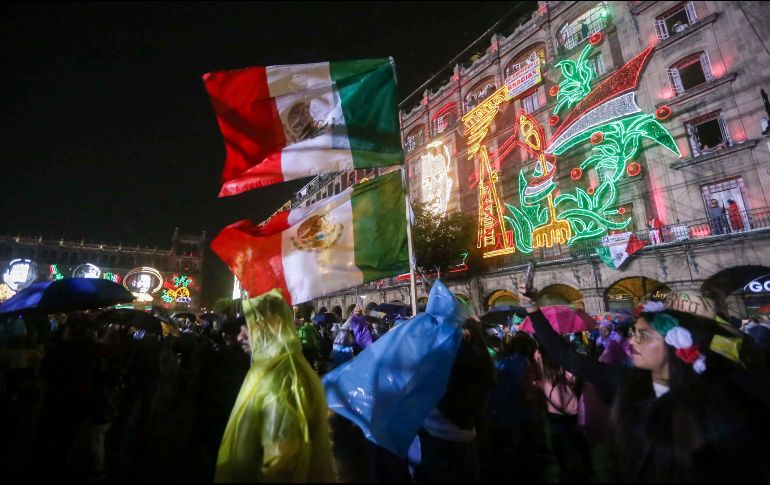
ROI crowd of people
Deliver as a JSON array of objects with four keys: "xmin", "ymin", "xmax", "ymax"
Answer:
[{"xmin": 1, "ymin": 286, "xmax": 770, "ymax": 482}]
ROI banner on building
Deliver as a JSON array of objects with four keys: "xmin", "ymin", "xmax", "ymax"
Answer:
[{"xmin": 505, "ymin": 61, "xmax": 542, "ymax": 100}]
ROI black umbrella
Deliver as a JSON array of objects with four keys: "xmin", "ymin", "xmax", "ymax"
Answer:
[
  {"xmin": 364, "ymin": 315, "xmax": 383, "ymax": 325},
  {"xmin": 312, "ymin": 312, "xmax": 337, "ymax": 325},
  {"xmin": 481, "ymin": 305, "xmax": 527, "ymax": 326},
  {"xmin": 171, "ymin": 312, "xmax": 198, "ymax": 322},
  {"xmin": 96, "ymin": 308, "xmax": 163, "ymax": 334},
  {"xmin": 0, "ymin": 278, "xmax": 134, "ymax": 316},
  {"xmin": 373, "ymin": 302, "xmax": 412, "ymax": 316}
]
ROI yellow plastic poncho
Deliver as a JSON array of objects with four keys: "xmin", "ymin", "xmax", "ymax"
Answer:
[{"xmin": 215, "ymin": 289, "xmax": 335, "ymax": 482}]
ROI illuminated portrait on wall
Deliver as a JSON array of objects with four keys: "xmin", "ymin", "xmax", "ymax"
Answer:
[
  {"xmin": 123, "ymin": 267, "xmax": 163, "ymax": 303},
  {"xmin": 73, "ymin": 263, "xmax": 101, "ymax": 279},
  {"xmin": 2, "ymin": 259, "xmax": 38, "ymax": 292}
]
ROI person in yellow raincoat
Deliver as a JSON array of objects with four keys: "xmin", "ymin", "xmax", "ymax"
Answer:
[{"xmin": 215, "ymin": 289, "xmax": 335, "ymax": 482}]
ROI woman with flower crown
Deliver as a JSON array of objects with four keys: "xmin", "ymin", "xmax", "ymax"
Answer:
[{"xmin": 517, "ymin": 282, "xmax": 770, "ymax": 482}]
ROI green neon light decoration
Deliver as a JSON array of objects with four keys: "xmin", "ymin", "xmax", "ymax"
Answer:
[
  {"xmin": 495, "ymin": 40, "xmax": 679, "ymax": 252},
  {"xmin": 553, "ymin": 45, "xmax": 594, "ymax": 114}
]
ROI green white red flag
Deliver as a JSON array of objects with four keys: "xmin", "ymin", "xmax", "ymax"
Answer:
[
  {"xmin": 211, "ymin": 171, "xmax": 408, "ymax": 304},
  {"xmin": 595, "ymin": 232, "xmax": 646, "ymax": 269},
  {"xmin": 203, "ymin": 58, "xmax": 403, "ymax": 197}
]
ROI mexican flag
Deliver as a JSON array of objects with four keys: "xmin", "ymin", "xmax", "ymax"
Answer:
[
  {"xmin": 203, "ymin": 58, "xmax": 403, "ymax": 197},
  {"xmin": 595, "ymin": 232, "xmax": 647, "ymax": 269},
  {"xmin": 211, "ymin": 171, "xmax": 408, "ymax": 304}
]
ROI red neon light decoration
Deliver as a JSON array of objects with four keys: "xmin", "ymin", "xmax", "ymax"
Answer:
[
  {"xmin": 617, "ymin": 207, "xmax": 626, "ymax": 215},
  {"xmin": 655, "ymin": 105, "xmax": 672, "ymax": 120},
  {"xmin": 549, "ymin": 47, "xmax": 654, "ymax": 145},
  {"xmin": 549, "ymin": 115, "xmax": 560, "ymax": 126},
  {"xmin": 590, "ymin": 132, "xmax": 604, "ymax": 144},
  {"xmin": 549, "ymin": 85, "xmax": 560, "ymax": 97},
  {"xmin": 588, "ymin": 32, "xmax": 604, "ymax": 46},
  {"xmin": 570, "ymin": 168, "xmax": 583, "ymax": 180},
  {"xmin": 587, "ymin": 186, "xmax": 595, "ymax": 195},
  {"xmin": 627, "ymin": 162, "xmax": 642, "ymax": 177}
]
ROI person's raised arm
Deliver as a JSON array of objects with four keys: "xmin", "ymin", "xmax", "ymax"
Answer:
[{"xmin": 518, "ymin": 281, "xmax": 626, "ymax": 404}]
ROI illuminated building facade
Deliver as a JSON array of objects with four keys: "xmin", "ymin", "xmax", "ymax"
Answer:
[
  {"xmin": 0, "ymin": 228, "xmax": 206, "ymax": 311},
  {"xmin": 308, "ymin": 1, "xmax": 770, "ymax": 319}
]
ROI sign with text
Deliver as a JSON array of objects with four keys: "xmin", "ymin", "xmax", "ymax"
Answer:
[
  {"xmin": 745, "ymin": 274, "xmax": 770, "ymax": 294},
  {"xmin": 505, "ymin": 61, "xmax": 542, "ymax": 100}
]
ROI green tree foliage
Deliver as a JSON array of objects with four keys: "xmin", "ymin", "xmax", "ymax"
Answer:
[
  {"xmin": 411, "ymin": 203, "xmax": 483, "ymax": 276},
  {"xmin": 213, "ymin": 297, "xmax": 234, "ymax": 315}
]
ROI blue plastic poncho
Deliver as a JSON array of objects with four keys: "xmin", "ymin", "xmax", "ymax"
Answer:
[{"xmin": 322, "ymin": 280, "xmax": 468, "ymax": 457}]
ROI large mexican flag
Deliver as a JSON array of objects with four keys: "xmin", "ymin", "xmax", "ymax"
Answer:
[
  {"xmin": 203, "ymin": 58, "xmax": 403, "ymax": 197},
  {"xmin": 211, "ymin": 171, "xmax": 408, "ymax": 304}
]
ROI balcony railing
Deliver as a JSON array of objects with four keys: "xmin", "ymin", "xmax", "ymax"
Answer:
[
  {"xmin": 320, "ymin": 207, "xmax": 770, "ymax": 299},
  {"xmin": 559, "ymin": 15, "xmax": 609, "ymax": 52}
]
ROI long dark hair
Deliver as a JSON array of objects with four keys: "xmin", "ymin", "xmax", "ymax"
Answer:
[
  {"xmin": 611, "ymin": 309, "xmax": 770, "ymax": 482},
  {"xmin": 535, "ymin": 343, "xmax": 581, "ymax": 413}
]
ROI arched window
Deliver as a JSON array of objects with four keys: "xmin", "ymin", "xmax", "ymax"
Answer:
[
  {"xmin": 464, "ymin": 77, "xmax": 498, "ymax": 112},
  {"xmin": 431, "ymin": 103, "xmax": 458, "ymax": 135},
  {"xmin": 404, "ymin": 124, "xmax": 426, "ymax": 155},
  {"xmin": 666, "ymin": 51, "xmax": 713, "ymax": 96},
  {"xmin": 504, "ymin": 44, "xmax": 546, "ymax": 80},
  {"xmin": 559, "ymin": 2, "xmax": 609, "ymax": 51}
]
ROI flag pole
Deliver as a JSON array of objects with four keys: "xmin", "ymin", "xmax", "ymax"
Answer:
[
  {"xmin": 391, "ymin": 57, "xmax": 418, "ymax": 316},
  {"xmin": 402, "ymin": 166, "xmax": 418, "ymax": 316}
]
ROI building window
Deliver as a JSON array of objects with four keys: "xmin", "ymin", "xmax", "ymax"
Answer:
[
  {"xmin": 589, "ymin": 53, "xmax": 606, "ymax": 77},
  {"xmin": 464, "ymin": 78, "xmax": 498, "ymax": 112},
  {"xmin": 666, "ymin": 52, "xmax": 712, "ymax": 95},
  {"xmin": 559, "ymin": 2, "xmax": 610, "ymax": 51},
  {"xmin": 404, "ymin": 125, "xmax": 426, "ymax": 155},
  {"xmin": 521, "ymin": 90, "xmax": 542, "ymax": 113},
  {"xmin": 432, "ymin": 102, "xmax": 458, "ymax": 135},
  {"xmin": 654, "ymin": 1, "xmax": 698, "ymax": 40},
  {"xmin": 685, "ymin": 111, "xmax": 732, "ymax": 157},
  {"xmin": 700, "ymin": 177, "xmax": 749, "ymax": 233}
]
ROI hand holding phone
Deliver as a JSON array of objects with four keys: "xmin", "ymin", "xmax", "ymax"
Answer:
[{"xmin": 524, "ymin": 261, "xmax": 536, "ymax": 295}]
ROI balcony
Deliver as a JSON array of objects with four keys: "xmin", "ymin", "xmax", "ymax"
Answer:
[{"xmin": 557, "ymin": 15, "xmax": 610, "ymax": 55}]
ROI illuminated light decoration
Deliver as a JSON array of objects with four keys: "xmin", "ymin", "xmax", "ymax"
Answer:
[
  {"xmin": 549, "ymin": 85, "xmax": 560, "ymax": 97},
  {"xmin": 462, "ymin": 86, "xmax": 509, "ymax": 160},
  {"xmin": 123, "ymin": 267, "xmax": 163, "ymax": 303},
  {"xmin": 627, "ymin": 162, "xmax": 642, "ymax": 177},
  {"xmin": 655, "ymin": 105, "xmax": 672, "ymax": 120},
  {"xmin": 2, "ymin": 259, "xmax": 37, "ymax": 292},
  {"xmin": 571, "ymin": 168, "xmax": 583, "ymax": 180},
  {"xmin": 553, "ymin": 45, "xmax": 594, "ymax": 114},
  {"xmin": 103, "ymin": 272, "xmax": 122, "ymax": 284},
  {"xmin": 419, "ymin": 141, "xmax": 453, "ymax": 216},
  {"xmin": 49, "ymin": 264, "xmax": 65, "ymax": 281},
  {"xmin": 588, "ymin": 32, "xmax": 604, "ymax": 45},
  {"xmin": 0, "ymin": 284, "xmax": 15, "ymax": 302},
  {"xmin": 162, "ymin": 273, "xmax": 195, "ymax": 305},
  {"xmin": 477, "ymin": 42, "xmax": 679, "ymax": 255},
  {"xmin": 618, "ymin": 207, "xmax": 626, "ymax": 215},
  {"xmin": 548, "ymin": 46, "xmax": 655, "ymax": 149},
  {"xmin": 476, "ymin": 146, "xmax": 515, "ymax": 258},
  {"xmin": 73, "ymin": 263, "xmax": 101, "ymax": 279}
]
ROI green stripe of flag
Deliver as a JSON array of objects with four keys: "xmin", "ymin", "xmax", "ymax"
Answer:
[
  {"xmin": 330, "ymin": 58, "xmax": 403, "ymax": 168},
  {"xmin": 351, "ymin": 171, "xmax": 409, "ymax": 282}
]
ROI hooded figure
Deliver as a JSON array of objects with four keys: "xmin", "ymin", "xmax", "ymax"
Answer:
[{"xmin": 215, "ymin": 289, "xmax": 335, "ymax": 482}]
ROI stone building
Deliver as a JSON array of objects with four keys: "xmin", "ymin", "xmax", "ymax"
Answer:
[
  {"xmin": 0, "ymin": 228, "xmax": 206, "ymax": 311},
  {"xmin": 304, "ymin": 1, "xmax": 770, "ymax": 319}
]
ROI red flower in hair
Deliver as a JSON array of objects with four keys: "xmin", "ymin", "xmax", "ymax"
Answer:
[{"xmin": 676, "ymin": 345, "xmax": 700, "ymax": 364}]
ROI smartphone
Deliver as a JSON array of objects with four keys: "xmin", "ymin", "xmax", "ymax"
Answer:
[{"xmin": 524, "ymin": 261, "xmax": 536, "ymax": 294}]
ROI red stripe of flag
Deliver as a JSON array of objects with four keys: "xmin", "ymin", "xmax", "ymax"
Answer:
[
  {"xmin": 203, "ymin": 67, "xmax": 287, "ymax": 197},
  {"xmin": 210, "ymin": 213, "xmax": 291, "ymax": 302}
]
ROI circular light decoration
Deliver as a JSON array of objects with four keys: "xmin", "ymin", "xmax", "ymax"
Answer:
[
  {"xmin": 590, "ymin": 131, "xmax": 604, "ymax": 144},
  {"xmin": 2, "ymin": 259, "xmax": 38, "ymax": 292},
  {"xmin": 655, "ymin": 105, "xmax": 672, "ymax": 120},
  {"xmin": 570, "ymin": 167, "xmax": 583, "ymax": 180},
  {"xmin": 549, "ymin": 85, "xmax": 560, "ymax": 97},
  {"xmin": 549, "ymin": 114, "xmax": 560, "ymax": 126},
  {"xmin": 587, "ymin": 186, "xmax": 596, "ymax": 195},
  {"xmin": 73, "ymin": 263, "xmax": 101, "ymax": 279},
  {"xmin": 588, "ymin": 32, "xmax": 604, "ymax": 46},
  {"xmin": 627, "ymin": 162, "xmax": 642, "ymax": 177},
  {"xmin": 103, "ymin": 272, "xmax": 122, "ymax": 284},
  {"xmin": 618, "ymin": 207, "xmax": 627, "ymax": 215},
  {"xmin": 123, "ymin": 267, "xmax": 163, "ymax": 303}
]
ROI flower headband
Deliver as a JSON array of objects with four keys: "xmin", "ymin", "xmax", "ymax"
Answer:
[
  {"xmin": 636, "ymin": 301, "xmax": 744, "ymax": 374},
  {"xmin": 636, "ymin": 301, "xmax": 706, "ymax": 374}
]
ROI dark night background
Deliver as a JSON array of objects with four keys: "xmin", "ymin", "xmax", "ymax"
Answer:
[{"xmin": 0, "ymin": 1, "xmax": 535, "ymax": 305}]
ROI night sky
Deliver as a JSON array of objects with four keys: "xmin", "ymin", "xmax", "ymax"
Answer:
[{"xmin": 0, "ymin": 1, "xmax": 535, "ymax": 303}]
